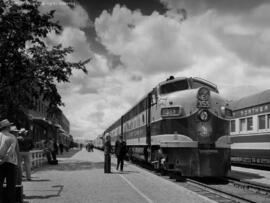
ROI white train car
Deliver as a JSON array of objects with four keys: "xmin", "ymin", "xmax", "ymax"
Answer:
[
  {"xmin": 93, "ymin": 134, "xmax": 104, "ymax": 150},
  {"xmin": 230, "ymin": 89, "xmax": 270, "ymax": 167}
]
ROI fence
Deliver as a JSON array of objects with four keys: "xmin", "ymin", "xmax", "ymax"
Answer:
[{"xmin": 29, "ymin": 150, "xmax": 46, "ymax": 169}]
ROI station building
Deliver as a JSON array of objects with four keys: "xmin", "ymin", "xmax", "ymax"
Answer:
[
  {"xmin": 229, "ymin": 89, "xmax": 270, "ymax": 166},
  {"xmin": 2, "ymin": 94, "xmax": 73, "ymax": 149}
]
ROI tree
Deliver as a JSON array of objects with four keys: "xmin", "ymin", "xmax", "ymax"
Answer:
[{"xmin": 0, "ymin": 0, "xmax": 90, "ymax": 122}]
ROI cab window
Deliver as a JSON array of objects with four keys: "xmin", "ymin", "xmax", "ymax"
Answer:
[
  {"xmin": 159, "ymin": 79, "xmax": 189, "ymax": 94},
  {"xmin": 191, "ymin": 80, "xmax": 218, "ymax": 93}
]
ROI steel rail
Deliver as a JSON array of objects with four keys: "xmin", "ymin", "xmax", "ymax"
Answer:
[
  {"xmin": 186, "ymin": 178, "xmax": 257, "ymax": 203},
  {"xmin": 224, "ymin": 177, "xmax": 270, "ymax": 195}
]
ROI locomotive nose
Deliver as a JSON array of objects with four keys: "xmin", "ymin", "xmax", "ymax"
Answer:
[{"xmin": 196, "ymin": 87, "xmax": 212, "ymax": 142}]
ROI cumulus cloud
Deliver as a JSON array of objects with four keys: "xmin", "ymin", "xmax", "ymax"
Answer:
[
  {"xmin": 38, "ymin": 0, "xmax": 270, "ymax": 140},
  {"xmin": 39, "ymin": 0, "xmax": 92, "ymax": 28},
  {"xmin": 95, "ymin": 5, "xmax": 193, "ymax": 75},
  {"xmin": 94, "ymin": 2, "xmax": 270, "ymax": 101}
]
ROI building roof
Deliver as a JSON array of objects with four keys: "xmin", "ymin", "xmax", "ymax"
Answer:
[{"xmin": 231, "ymin": 89, "xmax": 270, "ymax": 111}]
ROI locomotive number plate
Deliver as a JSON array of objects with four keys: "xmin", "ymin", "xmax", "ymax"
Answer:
[{"xmin": 197, "ymin": 100, "xmax": 210, "ymax": 108}]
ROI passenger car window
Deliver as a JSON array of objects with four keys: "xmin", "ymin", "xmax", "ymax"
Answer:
[
  {"xmin": 159, "ymin": 79, "xmax": 189, "ymax": 94},
  {"xmin": 240, "ymin": 118, "xmax": 246, "ymax": 131},
  {"xmin": 230, "ymin": 120, "xmax": 236, "ymax": 133},
  {"xmin": 258, "ymin": 115, "xmax": 266, "ymax": 129},
  {"xmin": 247, "ymin": 117, "xmax": 253, "ymax": 131}
]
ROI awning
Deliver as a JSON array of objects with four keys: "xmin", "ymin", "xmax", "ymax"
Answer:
[{"xmin": 30, "ymin": 115, "xmax": 52, "ymax": 128}]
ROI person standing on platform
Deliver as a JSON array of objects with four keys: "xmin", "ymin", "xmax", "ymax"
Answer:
[
  {"xmin": 53, "ymin": 141, "xmax": 59, "ymax": 155},
  {"xmin": 51, "ymin": 140, "xmax": 58, "ymax": 164},
  {"xmin": 115, "ymin": 135, "xmax": 127, "ymax": 171},
  {"xmin": 59, "ymin": 142, "xmax": 64, "ymax": 154},
  {"xmin": 0, "ymin": 119, "xmax": 20, "ymax": 203},
  {"xmin": 44, "ymin": 140, "xmax": 52, "ymax": 163},
  {"xmin": 104, "ymin": 134, "xmax": 112, "ymax": 173},
  {"xmin": 17, "ymin": 129, "xmax": 34, "ymax": 181},
  {"xmin": 10, "ymin": 126, "xmax": 22, "ymax": 185}
]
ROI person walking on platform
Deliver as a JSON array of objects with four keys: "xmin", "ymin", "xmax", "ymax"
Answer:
[
  {"xmin": 17, "ymin": 129, "xmax": 34, "ymax": 181},
  {"xmin": 115, "ymin": 135, "xmax": 127, "ymax": 171},
  {"xmin": 0, "ymin": 119, "xmax": 20, "ymax": 203},
  {"xmin": 104, "ymin": 134, "xmax": 112, "ymax": 173}
]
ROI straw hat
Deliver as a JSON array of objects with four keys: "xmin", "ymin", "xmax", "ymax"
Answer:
[{"xmin": 0, "ymin": 119, "xmax": 13, "ymax": 130}]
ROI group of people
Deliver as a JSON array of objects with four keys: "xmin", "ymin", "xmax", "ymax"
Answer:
[
  {"xmin": 86, "ymin": 142, "xmax": 94, "ymax": 152},
  {"xmin": 0, "ymin": 119, "xmax": 33, "ymax": 203},
  {"xmin": 43, "ymin": 139, "xmax": 68, "ymax": 165},
  {"xmin": 104, "ymin": 134, "xmax": 127, "ymax": 173},
  {"xmin": 43, "ymin": 140, "xmax": 58, "ymax": 165}
]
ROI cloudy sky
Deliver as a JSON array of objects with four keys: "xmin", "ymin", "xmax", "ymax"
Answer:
[{"xmin": 39, "ymin": 0, "xmax": 270, "ymax": 140}]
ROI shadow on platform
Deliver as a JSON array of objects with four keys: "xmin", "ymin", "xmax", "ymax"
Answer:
[
  {"xmin": 38, "ymin": 160, "xmax": 116, "ymax": 171},
  {"xmin": 24, "ymin": 185, "xmax": 63, "ymax": 200},
  {"xmin": 111, "ymin": 170, "xmax": 139, "ymax": 174},
  {"xmin": 25, "ymin": 178, "xmax": 50, "ymax": 182}
]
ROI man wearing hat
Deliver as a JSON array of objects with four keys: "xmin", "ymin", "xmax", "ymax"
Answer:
[
  {"xmin": 0, "ymin": 119, "xmax": 20, "ymax": 203},
  {"xmin": 115, "ymin": 135, "xmax": 127, "ymax": 171}
]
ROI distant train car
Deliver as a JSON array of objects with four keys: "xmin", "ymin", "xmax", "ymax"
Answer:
[
  {"xmin": 230, "ymin": 90, "xmax": 270, "ymax": 167},
  {"xmin": 103, "ymin": 76, "xmax": 231, "ymax": 177},
  {"xmin": 93, "ymin": 134, "xmax": 104, "ymax": 150}
]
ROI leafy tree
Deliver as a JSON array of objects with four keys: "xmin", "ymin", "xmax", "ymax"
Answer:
[{"xmin": 0, "ymin": 0, "xmax": 89, "ymax": 122}]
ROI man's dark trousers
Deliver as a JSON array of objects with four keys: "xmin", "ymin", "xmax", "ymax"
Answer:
[
  {"xmin": 0, "ymin": 162, "xmax": 17, "ymax": 203},
  {"xmin": 117, "ymin": 156, "xmax": 124, "ymax": 171},
  {"xmin": 104, "ymin": 155, "xmax": 111, "ymax": 173}
]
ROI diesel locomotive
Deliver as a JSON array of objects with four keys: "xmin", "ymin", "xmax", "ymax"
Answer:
[{"xmin": 100, "ymin": 76, "xmax": 232, "ymax": 177}]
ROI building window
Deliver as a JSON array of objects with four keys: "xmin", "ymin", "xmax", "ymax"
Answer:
[
  {"xmin": 247, "ymin": 117, "xmax": 253, "ymax": 131},
  {"xmin": 267, "ymin": 114, "xmax": 270, "ymax": 128},
  {"xmin": 258, "ymin": 115, "xmax": 266, "ymax": 129},
  {"xmin": 240, "ymin": 118, "xmax": 246, "ymax": 131},
  {"xmin": 230, "ymin": 120, "xmax": 235, "ymax": 133}
]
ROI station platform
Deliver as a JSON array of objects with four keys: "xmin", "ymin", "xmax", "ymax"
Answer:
[
  {"xmin": 230, "ymin": 166, "xmax": 270, "ymax": 187},
  {"xmin": 22, "ymin": 149, "xmax": 215, "ymax": 203}
]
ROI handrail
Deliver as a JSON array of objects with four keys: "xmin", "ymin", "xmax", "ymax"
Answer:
[{"xmin": 29, "ymin": 150, "xmax": 46, "ymax": 169}]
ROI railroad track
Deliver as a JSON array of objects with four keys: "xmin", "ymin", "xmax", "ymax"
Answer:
[
  {"xmin": 224, "ymin": 176, "xmax": 270, "ymax": 196},
  {"xmin": 129, "ymin": 159, "xmax": 270, "ymax": 202},
  {"xmin": 182, "ymin": 177, "xmax": 269, "ymax": 203}
]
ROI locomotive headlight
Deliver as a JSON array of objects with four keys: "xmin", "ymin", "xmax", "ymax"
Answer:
[
  {"xmin": 161, "ymin": 106, "xmax": 182, "ymax": 117},
  {"xmin": 199, "ymin": 110, "xmax": 209, "ymax": 121},
  {"xmin": 221, "ymin": 106, "xmax": 226, "ymax": 117},
  {"xmin": 221, "ymin": 106, "xmax": 233, "ymax": 117}
]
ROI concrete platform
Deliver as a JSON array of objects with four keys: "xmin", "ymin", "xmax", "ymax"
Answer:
[
  {"xmin": 22, "ymin": 149, "xmax": 215, "ymax": 203},
  {"xmin": 230, "ymin": 166, "xmax": 270, "ymax": 187}
]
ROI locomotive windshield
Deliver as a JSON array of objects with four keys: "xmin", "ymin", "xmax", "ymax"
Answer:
[
  {"xmin": 191, "ymin": 79, "xmax": 218, "ymax": 93},
  {"xmin": 159, "ymin": 79, "xmax": 189, "ymax": 94}
]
